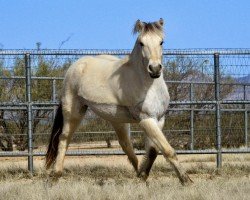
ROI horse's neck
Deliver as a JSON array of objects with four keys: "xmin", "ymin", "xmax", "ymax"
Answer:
[
  {"xmin": 129, "ymin": 42, "xmax": 142, "ymax": 70},
  {"xmin": 128, "ymin": 43, "xmax": 149, "ymax": 83}
]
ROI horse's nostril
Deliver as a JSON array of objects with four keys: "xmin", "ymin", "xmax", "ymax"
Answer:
[
  {"xmin": 148, "ymin": 64, "xmax": 162, "ymax": 74},
  {"xmin": 149, "ymin": 65, "xmax": 153, "ymax": 72}
]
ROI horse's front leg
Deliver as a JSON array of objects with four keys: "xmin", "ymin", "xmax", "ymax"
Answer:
[
  {"xmin": 112, "ymin": 123, "xmax": 138, "ymax": 173},
  {"xmin": 139, "ymin": 118, "xmax": 193, "ymax": 185}
]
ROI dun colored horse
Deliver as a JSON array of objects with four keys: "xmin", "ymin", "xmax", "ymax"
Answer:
[{"xmin": 45, "ymin": 19, "xmax": 192, "ymax": 185}]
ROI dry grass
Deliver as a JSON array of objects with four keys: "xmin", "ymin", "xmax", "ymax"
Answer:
[{"xmin": 0, "ymin": 155, "xmax": 250, "ymax": 200}]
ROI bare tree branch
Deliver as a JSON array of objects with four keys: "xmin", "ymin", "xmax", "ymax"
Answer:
[{"xmin": 58, "ymin": 33, "xmax": 74, "ymax": 49}]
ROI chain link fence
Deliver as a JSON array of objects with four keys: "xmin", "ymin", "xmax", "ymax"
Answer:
[{"xmin": 0, "ymin": 49, "xmax": 249, "ymax": 171}]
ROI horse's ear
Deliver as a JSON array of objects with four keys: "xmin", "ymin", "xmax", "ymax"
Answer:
[
  {"xmin": 158, "ymin": 18, "xmax": 164, "ymax": 26},
  {"xmin": 133, "ymin": 19, "xmax": 144, "ymax": 34}
]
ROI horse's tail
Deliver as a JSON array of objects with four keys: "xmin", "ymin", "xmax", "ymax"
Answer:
[{"xmin": 45, "ymin": 103, "xmax": 63, "ymax": 169}]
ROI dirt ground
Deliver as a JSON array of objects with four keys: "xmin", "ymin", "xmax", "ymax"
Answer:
[{"xmin": 0, "ymin": 154, "xmax": 250, "ymax": 200}]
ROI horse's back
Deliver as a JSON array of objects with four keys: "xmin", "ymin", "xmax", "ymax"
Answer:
[
  {"xmin": 65, "ymin": 55, "xmax": 120, "ymax": 81},
  {"xmin": 96, "ymin": 55, "xmax": 121, "ymax": 61},
  {"xmin": 63, "ymin": 55, "xmax": 124, "ymax": 104}
]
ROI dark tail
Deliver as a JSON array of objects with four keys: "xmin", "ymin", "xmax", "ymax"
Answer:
[{"xmin": 45, "ymin": 103, "xmax": 63, "ymax": 169}]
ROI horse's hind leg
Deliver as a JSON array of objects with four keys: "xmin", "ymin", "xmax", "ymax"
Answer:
[
  {"xmin": 53, "ymin": 98, "xmax": 87, "ymax": 178},
  {"xmin": 139, "ymin": 118, "xmax": 193, "ymax": 185},
  {"xmin": 111, "ymin": 123, "xmax": 138, "ymax": 173},
  {"xmin": 138, "ymin": 117, "xmax": 165, "ymax": 180}
]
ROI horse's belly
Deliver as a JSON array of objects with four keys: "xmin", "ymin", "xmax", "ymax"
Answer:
[{"xmin": 86, "ymin": 102, "xmax": 137, "ymax": 123}]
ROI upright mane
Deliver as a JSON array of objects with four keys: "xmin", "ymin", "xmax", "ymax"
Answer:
[{"xmin": 133, "ymin": 18, "xmax": 164, "ymax": 37}]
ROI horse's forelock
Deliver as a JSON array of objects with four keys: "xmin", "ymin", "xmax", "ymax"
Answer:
[{"xmin": 133, "ymin": 20, "xmax": 164, "ymax": 38}]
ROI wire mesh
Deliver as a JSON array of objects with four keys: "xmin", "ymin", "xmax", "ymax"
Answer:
[{"xmin": 0, "ymin": 49, "xmax": 249, "ymax": 161}]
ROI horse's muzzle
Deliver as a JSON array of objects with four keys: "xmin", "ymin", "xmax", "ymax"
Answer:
[
  {"xmin": 148, "ymin": 64, "xmax": 162, "ymax": 79},
  {"xmin": 149, "ymin": 72, "xmax": 161, "ymax": 79}
]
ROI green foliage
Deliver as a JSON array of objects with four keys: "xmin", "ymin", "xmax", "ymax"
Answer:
[
  {"xmin": 0, "ymin": 61, "xmax": 9, "ymax": 101},
  {"xmin": 0, "ymin": 52, "xmax": 67, "ymax": 151},
  {"xmin": 32, "ymin": 61, "xmax": 52, "ymax": 101}
]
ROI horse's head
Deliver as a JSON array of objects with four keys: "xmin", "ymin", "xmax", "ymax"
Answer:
[{"xmin": 133, "ymin": 18, "xmax": 164, "ymax": 79}]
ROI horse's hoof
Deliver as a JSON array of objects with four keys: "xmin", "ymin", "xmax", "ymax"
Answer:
[
  {"xmin": 44, "ymin": 173, "xmax": 60, "ymax": 188},
  {"xmin": 179, "ymin": 173, "xmax": 193, "ymax": 186},
  {"xmin": 48, "ymin": 171, "xmax": 62, "ymax": 183},
  {"xmin": 137, "ymin": 171, "xmax": 148, "ymax": 181}
]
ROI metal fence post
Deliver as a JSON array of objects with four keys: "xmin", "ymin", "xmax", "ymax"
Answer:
[
  {"xmin": 25, "ymin": 53, "xmax": 33, "ymax": 173},
  {"xmin": 190, "ymin": 83, "xmax": 194, "ymax": 150},
  {"xmin": 52, "ymin": 79, "xmax": 57, "ymax": 119},
  {"xmin": 214, "ymin": 53, "xmax": 222, "ymax": 168},
  {"xmin": 244, "ymin": 85, "xmax": 248, "ymax": 147}
]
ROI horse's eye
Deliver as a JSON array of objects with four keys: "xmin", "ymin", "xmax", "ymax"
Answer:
[
  {"xmin": 139, "ymin": 42, "xmax": 144, "ymax": 47},
  {"xmin": 160, "ymin": 41, "xmax": 164, "ymax": 46}
]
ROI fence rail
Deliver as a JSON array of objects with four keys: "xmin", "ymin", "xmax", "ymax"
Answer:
[
  {"xmin": 0, "ymin": 49, "xmax": 249, "ymax": 173},
  {"xmin": 1, "ymin": 48, "xmax": 250, "ymax": 55}
]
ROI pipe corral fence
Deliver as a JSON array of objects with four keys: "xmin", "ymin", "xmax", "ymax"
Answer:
[{"xmin": 0, "ymin": 49, "xmax": 249, "ymax": 173}]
